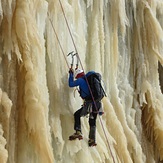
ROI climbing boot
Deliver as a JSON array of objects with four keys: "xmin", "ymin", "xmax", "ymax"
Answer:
[
  {"xmin": 88, "ymin": 139, "xmax": 97, "ymax": 147},
  {"xmin": 69, "ymin": 131, "xmax": 83, "ymax": 140}
]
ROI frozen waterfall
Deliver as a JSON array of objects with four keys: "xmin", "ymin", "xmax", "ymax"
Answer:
[{"xmin": 0, "ymin": 0, "xmax": 163, "ymax": 163}]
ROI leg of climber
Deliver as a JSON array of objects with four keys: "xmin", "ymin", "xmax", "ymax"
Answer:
[
  {"xmin": 69, "ymin": 108, "xmax": 83, "ymax": 140},
  {"xmin": 88, "ymin": 112, "xmax": 97, "ymax": 146},
  {"xmin": 88, "ymin": 101, "xmax": 101, "ymax": 146}
]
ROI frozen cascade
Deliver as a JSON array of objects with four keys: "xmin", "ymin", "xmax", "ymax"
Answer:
[{"xmin": 0, "ymin": 0, "xmax": 163, "ymax": 163}]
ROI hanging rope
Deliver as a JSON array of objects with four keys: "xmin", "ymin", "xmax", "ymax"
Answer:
[
  {"xmin": 57, "ymin": 1, "xmax": 116, "ymax": 163},
  {"xmin": 58, "ymin": 0, "xmax": 81, "ymax": 70},
  {"xmin": 47, "ymin": 12, "xmax": 69, "ymax": 69}
]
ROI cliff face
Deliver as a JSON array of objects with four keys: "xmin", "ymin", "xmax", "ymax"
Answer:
[{"xmin": 0, "ymin": 0, "xmax": 163, "ymax": 163}]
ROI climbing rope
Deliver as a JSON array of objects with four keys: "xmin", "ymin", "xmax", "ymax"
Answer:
[
  {"xmin": 47, "ymin": 12, "xmax": 69, "ymax": 68},
  {"xmin": 48, "ymin": 1, "xmax": 116, "ymax": 162},
  {"xmin": 58, "ymin": 0, "xmax": 82, "ymax": 70},
  {"xmin": 58, "ymin": 1, "xmax": 116, "ymax": 162}
]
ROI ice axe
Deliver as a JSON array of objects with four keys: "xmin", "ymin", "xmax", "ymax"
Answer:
[{"xmin": 67, "ymin": 51, "xmax": 77, "ymax": 69}]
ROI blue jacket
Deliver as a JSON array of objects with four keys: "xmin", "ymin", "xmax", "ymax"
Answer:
[{"xmin": 69, "ymin": 72, "xmax": 91, "ymax": 99}]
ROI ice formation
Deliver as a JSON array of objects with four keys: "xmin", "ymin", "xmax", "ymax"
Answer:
[{"xmin": 0, "ymin": 0, "xmax": 163, "ymax": 163}]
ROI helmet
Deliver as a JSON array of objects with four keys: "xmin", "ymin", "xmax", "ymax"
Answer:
[{"xmin": 74, "ymin": 69, "xmax": 84, "ymax": 78}]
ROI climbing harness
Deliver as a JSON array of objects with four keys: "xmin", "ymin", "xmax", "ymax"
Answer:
[{"xmin": 48, "ymin": 1, "xmax": 116, "ymax": 162}]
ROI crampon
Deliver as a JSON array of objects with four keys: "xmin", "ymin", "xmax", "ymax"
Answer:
[
  {"xmin": 88, "ymin": 139, "xmax": 97, "ymax": 147},
  {"xmin": 69, "ymin": 132, "xmax": 83, "ymax": 140}
]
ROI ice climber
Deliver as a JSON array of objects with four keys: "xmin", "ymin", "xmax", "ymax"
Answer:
[{"xmin": 68, "ymin": 68, "xmax": 103, "ymax": 147}]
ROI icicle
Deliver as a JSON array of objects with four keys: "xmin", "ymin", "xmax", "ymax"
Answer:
[{"xmin": 0, "ymin": 124, "xmax": 8, "ymax": 163}]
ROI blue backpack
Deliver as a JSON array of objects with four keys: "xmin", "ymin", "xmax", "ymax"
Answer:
[{"xmin": 84, "ymin": 71, "xmax": 106, "ymax": 101}]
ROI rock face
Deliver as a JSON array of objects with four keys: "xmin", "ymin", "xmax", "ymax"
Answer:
[{"xmin": 0, "ymin": 0, "xmax": 163, "ymax": 163}]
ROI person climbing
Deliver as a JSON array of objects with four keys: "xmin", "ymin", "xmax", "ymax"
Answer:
[{"xmin": 68, "ymin": 68, "xmax": 103, "ymax": 147}]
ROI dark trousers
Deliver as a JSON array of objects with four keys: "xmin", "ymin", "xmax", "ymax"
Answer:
[{"xmin": 74, "ymin": 101, "xmax": 101, "ymax": 134}]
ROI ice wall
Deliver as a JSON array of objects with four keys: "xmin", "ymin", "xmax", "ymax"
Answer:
[{"xmin": 0, "ymin": 0, "xmax": 163, "ymax": 163}]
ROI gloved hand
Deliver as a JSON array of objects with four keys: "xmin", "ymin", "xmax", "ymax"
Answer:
[{"xmin": 69, "ymin": 68, "xmax": 74, "ymax": 74}]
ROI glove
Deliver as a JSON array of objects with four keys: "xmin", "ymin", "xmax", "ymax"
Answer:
[{"xmin": 69, "ymin": 68, "xmax": 74, "ymax": 74}]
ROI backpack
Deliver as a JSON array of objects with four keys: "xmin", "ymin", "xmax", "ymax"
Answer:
[{"xmin": 84, "ymin": 72, "xmax": 106, "ymax": 101}]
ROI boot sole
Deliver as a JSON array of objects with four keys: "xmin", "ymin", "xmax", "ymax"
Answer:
[
  {"xmin": 89, "ymin": 144, "xmax": 97, "ymax": 147},
  {"xmin": 69, "ymin": 136, "xmax": 83, "ymax": 141},
  {"xmin": 89, "ymin": 143, "xmax": 97, "ymax": 147},
  {"xmin": 88, "ymin": 141, "xmax": 97, "ymax": 147}
]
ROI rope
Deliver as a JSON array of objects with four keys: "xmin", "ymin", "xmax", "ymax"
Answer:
[
  {"xmin": 58, "ymin": 0, "xmax": 81, "ymax": 70},
  {"xmin": 57, "ymin": 1, "xmax": 116, "ymax": 162},
  {"xmin": 47, "ymin": 12, "xmax": 69, "ymax": 68}
]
